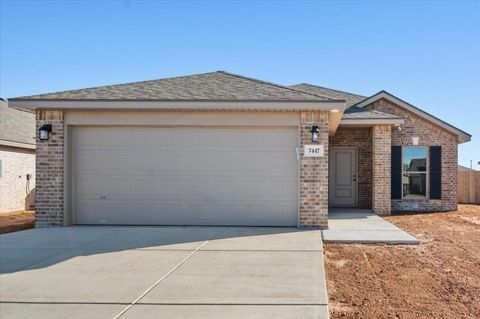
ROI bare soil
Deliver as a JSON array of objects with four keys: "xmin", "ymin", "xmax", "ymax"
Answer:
[
  {"xmin": 324, "ymin": 204, "xmax": 480, "ymax": 319},
  {"xmin": 0, "ymin": 211, "xmax": 35, "ymax": 234}
]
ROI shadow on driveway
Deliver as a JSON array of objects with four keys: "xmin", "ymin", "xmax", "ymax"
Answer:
[{"xmin": 0, "ymin": 226, "xmax": 322, "ymax": 274}]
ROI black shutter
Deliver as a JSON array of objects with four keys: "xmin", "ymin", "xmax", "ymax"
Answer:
[
  {"xmin": 391, "ymin": 146, "xmax": 402, "ymax": 199},
  {"xmin": 430, "ymin": 146, "xmax": 442, "ymax": 199}
]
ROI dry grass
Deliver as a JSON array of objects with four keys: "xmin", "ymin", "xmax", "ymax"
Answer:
[{"xmin": 0, "ymin": 210, "xmax": 35, "ymax": 234}]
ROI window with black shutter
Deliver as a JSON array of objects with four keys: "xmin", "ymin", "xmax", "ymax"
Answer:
[
  {"xmin": 402, "ymin": 146, "xmax": 428, "ymax": 198},
  {"xmin": 391, "ymin": 146, "xmax": 402, "ymax": 199}
]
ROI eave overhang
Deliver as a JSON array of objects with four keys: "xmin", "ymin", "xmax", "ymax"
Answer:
[
  {"xmin": 353, "ymin": 91, "xmax": 471, "ymax": 143},
  {"xmin": 8, "ymin": 99, "xmax": 347, "ymax": 112}
]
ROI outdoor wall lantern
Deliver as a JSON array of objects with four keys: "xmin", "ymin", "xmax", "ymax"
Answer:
[
  {"xmin": 39, "ymin": 124, "xmax": 52, "ymax": 141},
  {"xmin": 311, "ymin": 125, "xmax": 320, "ymax": 143}
]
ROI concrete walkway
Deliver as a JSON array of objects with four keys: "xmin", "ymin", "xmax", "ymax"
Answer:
[
  {"xmin": 0, "ymin": 226, "xmax": 328, "ymax": 319},
  {"xmin": 322, "ymin": 209, "xmax": 420, "ymax": 245}
]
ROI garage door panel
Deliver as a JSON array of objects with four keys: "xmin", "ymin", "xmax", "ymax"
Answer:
[
  {"xmin": 74, "ymin": 127, "xmax": 298, "ymax": 226},
  {"xmin": 79, "ymin": 153, "xmax": 295, "ymax": 177},
  {"xmin": 76, "ymin": 200, "xmax": 297, "ymax": 226},
  {"xmin": 78, "ymin": 175, "xmax": 296, "ymax": 200}
]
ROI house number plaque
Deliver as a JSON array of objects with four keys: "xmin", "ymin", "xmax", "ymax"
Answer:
[{"xmin": 304, "ymin": 145, "xmax": 324, "ymax": 157}]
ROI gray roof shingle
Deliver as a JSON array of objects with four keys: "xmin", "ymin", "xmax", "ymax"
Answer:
[
  {"xmin": 0, "ymin": 101, "xmax": 36, "ymax": 148},
  {"xmin": 290, "ymin": 83, "xmax": 365, "ymax": 107},
  {"xmin": 342, "ymin": 106, "xmax": 402, "ymax": 120},
  {"xmin": 11, "ymin": 71, "xmax": 334, "ymax": 102},
  {"xmin": 290, "ymin": 83, "xmax": 402, "ymax": 120}
]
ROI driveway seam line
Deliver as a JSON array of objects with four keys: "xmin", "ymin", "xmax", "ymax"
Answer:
[
  {"xmin": 197, "ymin": 249, "xmax": 323, "ymax": 252},
  {"xmin": 133, "ymin": 302, "xmax": 329, "ymax": 306},
  {"xmin": 0, "ymin": 301, "xmax": 130, "ymax": 305},
  {"xmin": 0, "ymin": 301, "xmax": 329, "ymax": 306},
  {"xmin": 112, "ymin": 239, "xmax": 211, "ymax": 319}
]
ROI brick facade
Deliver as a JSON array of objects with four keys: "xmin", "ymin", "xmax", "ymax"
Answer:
[
  {"xmin": 34, "ymin": 110, "xmax": 331, "ymax": 229},
  {"xmin": 32, "ymin": 100, "xmax": 458, "ymax": 228},
  {"xmin": 0, "ymin": 145, "xmax": 36, "ymax": 212},
  {"xmin": 371, "ymin": 125, "xmax": 392, "ymax": 215},
  {"xmin": 368, "ymin": 98, "xmax": 458, "ymax": 212},
  {"xmin": 299, "ymin": 111, "xmax": 329, "ymax": 229},
  {"xmin": 329, "ymin": 127, "xmax": 372, "ymax": 208},
  {"xmin": 35, "ymin": 110, "xmax": 64, "ymax": 227}
]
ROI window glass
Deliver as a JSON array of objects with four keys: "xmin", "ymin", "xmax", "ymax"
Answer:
[
  {"xmin": 403, "ymin": 173, "xmax": 427, "ymax": 198},
  {"xmin": 402, "ymin": 147, "xmax": 427, "ymax": 172},
  {"xmin": 402, "ymin": 146, "xmax": 427, "ymax": 198}
]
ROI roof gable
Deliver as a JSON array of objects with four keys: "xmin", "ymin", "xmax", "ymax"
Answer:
[
  {"xmin": 11, "ymin": 71, "xmax": 333, "ymax": 102},
  {"xmin": 353, "ymin": 90, "xmax": 471, "ymax": 143}
]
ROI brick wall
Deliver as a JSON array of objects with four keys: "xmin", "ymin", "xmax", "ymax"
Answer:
[
  {"xmin": 329, "ymin": 127, "xmax": 372, "ymax": 208},
  {"xmin": 0, "ymin": 145, "xmax": 36, "ymax": 212},
  {"xmin": 35, "ymin": 110, "xmax": 64, "ymax": 227},
  {"xmin": 299, "ymin": 111, "xmax": 329, "ymax": 229},
  {"xmin": 371, "ymin": 125, "xmax": 392, "ymax": 215},
  {"xmin": 368, "ymin": 99, "xmax": 458, "ymax": 212}
]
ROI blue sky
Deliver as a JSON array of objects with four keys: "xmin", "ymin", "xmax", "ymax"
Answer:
[{"xmin": 1, "ymin": 0, "xmax": 479, "ymax": 169}]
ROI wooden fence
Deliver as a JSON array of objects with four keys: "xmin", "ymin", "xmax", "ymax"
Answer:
[{"xmin": 458, "ymin": 171, "xmax": 480, "ymax": 204}]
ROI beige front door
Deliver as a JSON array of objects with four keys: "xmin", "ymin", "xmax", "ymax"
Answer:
[{"xmin": 329, "ymin": 148, "xmax": 357, "ymax": 206}]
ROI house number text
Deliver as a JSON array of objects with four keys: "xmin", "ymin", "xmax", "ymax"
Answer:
[{"xmin": 304, "ymin": 145, "xmax": 324, "ymax": 157}]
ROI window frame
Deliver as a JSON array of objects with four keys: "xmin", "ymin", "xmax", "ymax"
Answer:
[{"xmin": 401, "ymin": 146, "xmax": 429, "ymax": 199}]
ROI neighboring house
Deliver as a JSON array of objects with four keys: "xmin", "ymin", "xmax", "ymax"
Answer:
[
  {"xmin": 8, "ymin": 71, "xmax": 471, "ymax": 228},
  {"xmin": 0, "ymin": 99, "xmax": 36, "ymax": 212},
  {"xmin": 458, "ymin": 165, "xmax": 476, "ymax": 172}
]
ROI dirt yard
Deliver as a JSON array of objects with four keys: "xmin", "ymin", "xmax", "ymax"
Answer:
[
  {"xmin": 0, "ymin": 211, "xmax": 35, "ymax": 234},
  {"xmin": 324, "ymin": 204, "xmax": 480, "ymax": 319}
]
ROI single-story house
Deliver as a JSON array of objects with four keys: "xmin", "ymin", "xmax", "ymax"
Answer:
[
  {"xmin": 0, "ymin": 99, "xmax": 36, "ymax": 212},
  {"xmin": 8, "ymin": 71, "xmax": 471, "ymax": 228}
]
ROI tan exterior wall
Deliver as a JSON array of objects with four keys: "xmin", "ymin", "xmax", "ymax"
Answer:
[
  {"xmin": 371, "ymin": 125, "xmax": 392, "ymax": 215},
  {"xmin": 329, "ymin": 127, "xmax": 372, "ymax": 208},
  {"xmin": 64, "ymin": 110, "xmax": 300, "ymax": 126},
  {"xmin": 35, "ymin": 110, "xmax": 64, "ymax": 227},
  {"xmin": 35, "ymin": 110, "xmax": 331, "ymax": 228},
  {"xmin": 367, "ymin": 98, "xmax": 458, "ymax": 212},
  {"xmin": 0, "ymin": 145, "xmax": 36, "ymax": 212},
  {"xmin": 299, "ymin": 111, "xmax": 329, "ymax": 228}
]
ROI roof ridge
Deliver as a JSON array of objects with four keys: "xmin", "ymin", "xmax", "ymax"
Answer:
[
  {"xmin": 217, "ymin": 71, "xmax": 335, "ymax": 101},
  {"xmin": 294, "ymin": 83, "xmax": 366, "ymax": 99},
  {"xmin": 12, "ymin": 71, "xmax": 336, "ymax": 101}
]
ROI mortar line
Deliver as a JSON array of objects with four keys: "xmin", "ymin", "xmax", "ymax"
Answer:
[{"xmin": 113, "ymin": 227, "xmax": 230, "ymax": 319}]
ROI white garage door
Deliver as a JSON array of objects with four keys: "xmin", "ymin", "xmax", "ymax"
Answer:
[{"xmin": 73, "ymin": 126, "xmax": 298, "ymax": 226}]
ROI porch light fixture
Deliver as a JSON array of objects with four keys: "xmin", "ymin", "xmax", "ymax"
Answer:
[
  {"xmin": 311, "ymin": 125, "xmax": 320, "ymax": 143},
  {"xmin": 330, "ymin": 109, "xmax": 340, "ymax": 113},
  {"xmin": 39, "ymin": 124, "xmax": 52, "ymax": 141}
]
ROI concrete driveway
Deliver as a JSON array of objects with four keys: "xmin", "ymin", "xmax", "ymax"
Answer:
[{"xmin": 0, "ymin": 226, "xmax": 328, "ymax": 319}]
